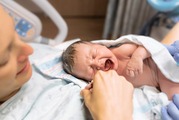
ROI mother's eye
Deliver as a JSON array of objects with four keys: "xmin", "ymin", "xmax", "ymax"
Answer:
[
  {"xmin": 0, "ymin": 60, "xmax": 8, "ymax": 67},
  {"xmin": 0, "ymin": 54, "xmax": 9, "ymax": 67}
]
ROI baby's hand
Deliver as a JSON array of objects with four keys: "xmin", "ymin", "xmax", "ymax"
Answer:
[{"xmin": 126, "ymin": 57, "xmax": 143, "ymax": 77}]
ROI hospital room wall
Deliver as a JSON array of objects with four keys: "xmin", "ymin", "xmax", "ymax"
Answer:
[
  {"xmin": 15, "ymin": 0, "xmax": 170, "ymax": 42},
  {"xmin": 15, "ymin": 0, "xmax": 108, "ymax": 41}
]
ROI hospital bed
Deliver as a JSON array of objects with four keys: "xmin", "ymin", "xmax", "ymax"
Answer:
[
  {"xmin": 0, "ymin": 1, "xmax": 179, "ymax": 120},
  {"xmin": 0, "ymin": 0, "xmax": 75, "ymax": 46}
]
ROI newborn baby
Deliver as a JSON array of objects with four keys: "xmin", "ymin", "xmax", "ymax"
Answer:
[{"xmin": 62, "ymin": 40, "xmax": 179, "ymax": 100}]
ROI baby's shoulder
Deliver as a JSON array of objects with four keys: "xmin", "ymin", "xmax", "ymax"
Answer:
[{"xmin": 112, "ymin": 43, "xmax": 138, "ymax": 52}]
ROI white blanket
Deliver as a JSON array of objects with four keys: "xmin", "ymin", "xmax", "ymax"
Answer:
[
  {"xmin": 33, "ymin": 34, "xmax": 179, "ymax": 119},
  {"xmin": 93, "ymin": 34, "xmax": 179, "ymax": 83}
]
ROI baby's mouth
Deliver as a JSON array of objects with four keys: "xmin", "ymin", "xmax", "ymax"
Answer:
[{"xmin": 104, "ymin": 59, "xmax": 113, "ymax": 70}]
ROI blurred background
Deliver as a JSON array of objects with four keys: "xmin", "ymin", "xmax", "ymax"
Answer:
[{"xmin": 15, "ymin": 0, "xmax": 172, "ymax": 42}]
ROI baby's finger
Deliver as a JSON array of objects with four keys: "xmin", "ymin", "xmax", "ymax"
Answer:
[
  {"xmin": 136, "ymin": 68, "xmax": 143, "ymax": 76},
  {"xmin": 85, "ymin": 82, "xmax": 93, "ymax": 89},
  {"xmin": 80, "ymin": 89, "xmax": 92, "ymax": 108},
  {"xmin": 134, "ymin": 70, "xmax": 139, "ymax": 76},
  {"xmin": 128, "ymin": 70, "xmax": 135, "ymax": 77},
  {"xmin": 81, "ymin": 89, "xmax": 91, "ymax": 98},
  {"xmin": 126, "ymin": 69, "xmax": 130, "ymax": 76}
]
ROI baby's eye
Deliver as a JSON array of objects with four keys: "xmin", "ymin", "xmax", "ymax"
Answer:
[
  {"xmin": 92, "ymin": 54, "xmax": 95, "ymax": 59},
  {"xmin": 92, "ymin": 49, "xmax": 97, "ymax": 59}
]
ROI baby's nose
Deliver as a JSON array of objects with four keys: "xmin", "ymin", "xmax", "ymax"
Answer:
[{"xmin": 93, "ymin": 60, "xmax": 105, "ymax": 70}]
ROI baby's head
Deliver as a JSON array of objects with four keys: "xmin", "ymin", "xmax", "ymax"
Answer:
[
  {"xmin": 62, "ymin": 40, "xmax": 118, "ymax": 81},
  {"xmin": 62, "ymin": 40, "xmax": 90, "ymax": 75}
]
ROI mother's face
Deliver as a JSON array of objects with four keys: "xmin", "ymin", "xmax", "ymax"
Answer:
[{"xmin": 0, "ymin": 6, "xmax": 33, "ymax": 101}]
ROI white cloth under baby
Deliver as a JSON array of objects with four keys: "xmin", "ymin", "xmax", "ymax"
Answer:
[{"xmin": 133, "ymin": 86, "xmax": 169, "ymax": 120}]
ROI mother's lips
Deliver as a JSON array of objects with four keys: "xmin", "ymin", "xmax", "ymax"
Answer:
[{"xmin": 16, "ymin": 60, "xmax": 30, "ymax": 75}]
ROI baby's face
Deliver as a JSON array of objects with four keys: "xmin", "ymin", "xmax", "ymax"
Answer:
[{"xmin": 72, "ymin": 43, "xmax": 119, "ymax": 81}]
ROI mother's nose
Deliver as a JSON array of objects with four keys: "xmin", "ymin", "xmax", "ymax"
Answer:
[{"xmin": 17, "ymin": 42, "xmax": 33, "ymax": 62}]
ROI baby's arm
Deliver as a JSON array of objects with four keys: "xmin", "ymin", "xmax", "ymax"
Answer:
[
  {"xmin": 111, "ymin": 43, "xmax": 150, "ymax": 77},
  {"xmin": 126, "ymin": 45, "xmax": 150, "ymax": 77}
]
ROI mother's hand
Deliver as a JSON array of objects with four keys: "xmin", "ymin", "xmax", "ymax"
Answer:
[{"xmin": 81, "ymin": 70, "xmax": 134, "ymax": 120}]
